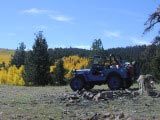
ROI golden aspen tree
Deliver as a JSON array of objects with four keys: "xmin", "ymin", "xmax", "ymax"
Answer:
[
  {"xmin": 0, "ymin": 68, "xmax": 7, "ymax": 84},
  {"xmin": 51, "ymin": 55, "xmax": 89, "ymax": 79},
  {"xmin": 63, "ymin": 55, "xmax": 89, "ymax": 79},
  {"xmin": 17, "ymin": 65, "xmax": 25, "ymax": 85},
  {"xmin": 6, "ymin": 65, "xmax": 24, "ymax": 85},
  {"xmin": 7, "ymin": 65, "xmax": 17, "ymax": 85},
  {"xmin": 6, "ymin": 66, "xmax": 11, "ymax": 84}
]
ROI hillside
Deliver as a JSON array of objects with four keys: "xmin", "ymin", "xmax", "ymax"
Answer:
[
  {"xmin": 0, "ymin": 45, "xmax": 147, "ymax": 66},
  {"xmin": 0, "ymin": 48, "xmax": 15, "ymax": 65}
]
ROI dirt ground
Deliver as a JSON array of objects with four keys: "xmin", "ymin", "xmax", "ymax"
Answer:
[{"xmin": 0, "ymin": 84, "xmax": 160, "ymax": 120}]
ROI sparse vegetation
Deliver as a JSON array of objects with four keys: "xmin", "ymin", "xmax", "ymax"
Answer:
[{"xmin": 0, "ymin": 84, "xmax": 160, "ymax": 120}]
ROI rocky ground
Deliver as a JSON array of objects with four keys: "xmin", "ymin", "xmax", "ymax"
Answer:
[{"xmin": 0, "ymin": 84, "xmax": 160, "ymax": 120}]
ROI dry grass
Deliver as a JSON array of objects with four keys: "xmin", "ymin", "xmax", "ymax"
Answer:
[{"xmin": 0, "ymin": 84, "xmax": 160, "ymax": 120}]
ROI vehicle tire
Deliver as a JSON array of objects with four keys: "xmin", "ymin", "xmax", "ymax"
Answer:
[
  {"xmin": 84, "ymin": 83, "xmax": 94, "ymax": 90},
  {"xmin": 107, "ymin": 73, "xmax": 122, "ymax": 90},
  {"xmin": 70, "ymin": 76, "xmax": 84, "ymax": 91}
]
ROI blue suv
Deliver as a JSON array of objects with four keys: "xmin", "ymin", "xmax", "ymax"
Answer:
[{"xmin": 70, "ymin": 54, "xmax": 139, "ymax": 91}]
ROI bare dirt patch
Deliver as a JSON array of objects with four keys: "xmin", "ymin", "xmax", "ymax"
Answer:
[{"xmin": 0, "ymin": 85, "xmax": 160, "ymax": 120}]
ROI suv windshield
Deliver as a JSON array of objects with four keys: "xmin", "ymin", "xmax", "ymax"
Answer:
[{"xmin": 93, "ymin": 56, "xmax": 105, "ymax": 65}]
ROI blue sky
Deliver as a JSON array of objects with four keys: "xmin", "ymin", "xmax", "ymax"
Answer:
[{"xmin": 0, "ymin": 0, "xmax": 159, "ymax": 50}]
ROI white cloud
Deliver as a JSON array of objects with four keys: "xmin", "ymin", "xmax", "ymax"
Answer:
[
  {"xmin": 22, "ymin": 8, "xmax": 74, "ymax": 23},
  {"xmin": 104, "ymin": 31, "xmax": 121, "ymax": 38},
  {"xmin": 131, "ymin": 37, "xmax": 151, "ymax": 45},
  {"xmin": 49, "ymin": 15, "xmax": 73, "ymax": 22},
  {"xmin": 22, "ymin": 8, "xmax": 49, "ymax": 14},
  {"xmin": 22, "ymin": 8, "xmax": 73, "ymax": 22}
]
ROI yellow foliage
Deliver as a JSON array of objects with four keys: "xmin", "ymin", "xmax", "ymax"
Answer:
[
  {"xmin": 51, "ymin": 55, "xmax": 89, "ymax": 79},
  {"xmin": 50, "ymin": 65, "xmax": 56, "ymax": 73},
  {"xmin": 0, "ymin": 65, "xmax": 25, "ymax": 86},
  {"xmin": 0, "ymin": 52, "xmax": 89, "ymax": 85},
  {"xmin": 0, "ymin": 68, "xmax": 7, "ymax": 84},
  {"xmin": 0, "ymin": 49, "xmax": 24, "ymax": 85}
]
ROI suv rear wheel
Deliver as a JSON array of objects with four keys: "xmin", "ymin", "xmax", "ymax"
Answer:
[{"xmin": 107, "ymin": 73, "xmax": 122, "ymax": 90}]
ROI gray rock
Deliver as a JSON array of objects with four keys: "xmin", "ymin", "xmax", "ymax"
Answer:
[{"xmin": 101, "ymin": 112, "xmax": 111, "ymax": 118}]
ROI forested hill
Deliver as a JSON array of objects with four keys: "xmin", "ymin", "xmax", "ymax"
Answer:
[
  {"xmin": 0, "ymin": 45, "xmax": 159, "ymax": 80},
  {"xmin": 106, "ymin": 45, "xmax": 147, "ymax": 61},
  {"xmin": 0, "ymin": 45, "xmax": 148, "ymax": 64},
  {"xmin": 48, "ymin": 45, "xmax": 147, "ymax": 62},
  {"xmin": 0, "ymin": 48, "xmax": 15, "ymax": 65},
  {"xmin": 48, "ymin": 48, "xmax": 90, "ymax": 63}
]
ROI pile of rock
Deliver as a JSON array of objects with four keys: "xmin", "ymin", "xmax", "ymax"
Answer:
[
  {"xmin": 59, "ymin": 89, "xmax": 139, "ymax": 104},
  {"xmin": 57, "ymin": 89, "xmax": 160, "ymax": 120}
]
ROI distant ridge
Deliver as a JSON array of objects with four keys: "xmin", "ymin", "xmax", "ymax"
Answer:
[{"xmin": 0, "ymin": 48, "xmax": 15, "ymax": 65}]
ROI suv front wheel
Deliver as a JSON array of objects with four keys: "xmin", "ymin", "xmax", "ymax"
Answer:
[{"xmin": 70, "ymin": 76, "xmax": 84, "ymax": 91}]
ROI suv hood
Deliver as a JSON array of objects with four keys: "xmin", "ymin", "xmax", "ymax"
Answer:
[{"xmin": 72, "ymin": 69, "xmax": 90, "ymax": 74}]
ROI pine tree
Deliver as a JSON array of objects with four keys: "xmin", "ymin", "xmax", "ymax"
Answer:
[
  {"xmin": 10, "ymin": 42, "xmax": 26, "ymax": 68},
  {"xmin": 151, "ymin": 46, "xmax": 160, "ymax": 81},
  {"xmin": 143, "ymin": 4, "xmax": 160, "ymax": 81},
  {"xmin": 23, "ymin": 51, "xmax": 36, "ymax": 85},
  {"xmin": 51, "ymin": 59, "xmax": 66, "ymax": 85},
  {"xmin": 23, "ymin": 31, "xmax": 51, "ymax": 86},
  {"xmin": 90, "ymin": 39, "xmax": 106, "ymax": 56}
]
